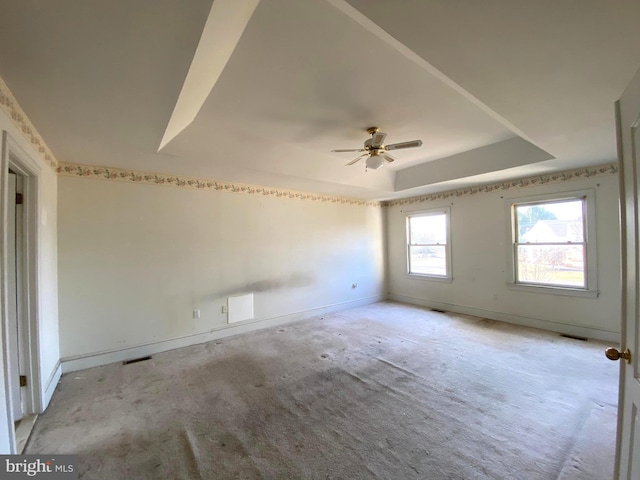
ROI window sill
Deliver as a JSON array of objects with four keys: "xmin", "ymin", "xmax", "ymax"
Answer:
[
  {"xmin": 507, "ymin": 282, "xmax": 599, "ymax": 298},
  {"xmin": 406, "ymin": 273, "xmax": 453, "ymax": 283}
]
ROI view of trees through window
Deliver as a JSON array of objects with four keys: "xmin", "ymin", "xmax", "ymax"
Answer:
[{"xmin": 514, "ymin": 199, "xmax": 585, "ymax": 287}]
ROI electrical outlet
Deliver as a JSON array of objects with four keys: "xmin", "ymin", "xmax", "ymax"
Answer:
[
  {"xmin": 221, "ymin": 305, "xmax": 228, "ymax": 314},
  {"xmin": 193, "ymin": 309, "xmax": 201, "ymax": 319}
]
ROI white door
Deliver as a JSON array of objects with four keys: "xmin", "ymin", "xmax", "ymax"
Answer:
[
  {"xmin": 6, "ymin": 172, "xmax": 23, "ymax": 422},
  {"xmin": 613, "ymin": 66, "xmax": 640, "ymax": 479}
]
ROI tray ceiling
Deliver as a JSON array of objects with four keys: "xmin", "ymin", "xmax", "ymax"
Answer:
[{"xmin": 0, "ymin": 0, "xmax": 638, "ymax": 200}]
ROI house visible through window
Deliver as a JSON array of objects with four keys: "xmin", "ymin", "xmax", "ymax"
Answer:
[
  {"xmin": 406, "ymin": 208, "xmax": 451, "ymax": 279},
  {"xmin": 512, "ymin": 195, "xmax": 591, "ymax": 291}
]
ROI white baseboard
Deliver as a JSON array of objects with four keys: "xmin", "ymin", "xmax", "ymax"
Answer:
[
  {"xmin": 61, "ymin": 295, "xmax": 386, "ymax": 373},
  {"xmin": 41, "ymin": 361, "xmax": 61, "ymax": 412},
  {"xmin": 60, "ymin": 292, "xmax": 616, "ymax": 373},
  {"xmin": 389, "ymin": 294, "xmax": 620, "ymax": 343}
]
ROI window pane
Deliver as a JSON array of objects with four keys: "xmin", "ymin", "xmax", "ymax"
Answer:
[
  {"xmin": 409, "ymin": 214, "xmax": 447, "ymax": 244},
  {"xmin": 516, "ymin": 200, "xmax": 584, "ymax": 243},
  {"xmin": 409, "ymin": 245, "xmax": 447, "ymax": 276},
  {"xmin": 516, "ymin": 244, "xmax": 585, "ymax": 287}
]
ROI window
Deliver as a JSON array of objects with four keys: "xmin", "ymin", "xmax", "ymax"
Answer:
[
  {"xmin": 507, "ymin": 191, "xmax": 597, "ymax": 297},
  {"xmin": 406, "ymin": 207, "xmax": 451, "ymax": 280}
]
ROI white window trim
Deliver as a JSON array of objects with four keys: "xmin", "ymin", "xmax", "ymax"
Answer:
[
  {"xmin": 504, "ymin": 189, "xmax": 598, "ymax": 298},
  {"xmin": 405, "ymin": 206, "xmax": 452, "ymax": 282}
]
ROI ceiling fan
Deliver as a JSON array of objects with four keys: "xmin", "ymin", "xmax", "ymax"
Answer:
[{"xmin": 331, "ymin": 127, "xmax": 423, "ymax": 170}]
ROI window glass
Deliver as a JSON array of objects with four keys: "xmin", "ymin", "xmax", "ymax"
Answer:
[
  {"xmin": 409, "ymin": 215, "xmax": 447, "ymax": 245},
  {"xmin": 513, "ymin": 198, "xmax": 586, "ymax": 288},
  {"xmin": 407, "ymin": 210, "xmax": 450, "ymax": 278}
]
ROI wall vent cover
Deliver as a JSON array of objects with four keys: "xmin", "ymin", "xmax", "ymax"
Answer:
[
  {"xmin": 560, "ymin": 334, "xmax": 588, "ymax": 342},
  {"xmin": 123, "ymin": 356, "xmax": 152, "ymax": 365}
]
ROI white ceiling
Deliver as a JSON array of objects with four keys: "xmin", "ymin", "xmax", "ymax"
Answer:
[{"xmin": 0, "ymin": 0, "xmax": 638, "ymax": 200}]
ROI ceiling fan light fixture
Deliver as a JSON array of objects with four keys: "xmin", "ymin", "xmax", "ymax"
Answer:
[{"xmin": 366, "ymin": 154, "xmax": 384, "ymax": 170}]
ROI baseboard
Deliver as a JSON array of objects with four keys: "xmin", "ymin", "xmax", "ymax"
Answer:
[
  {"xmin": 61, "ymin": 295, "xmax": 386, "ymax": 373},
  {"xmin": 41, "ymin": 361, "xmax": 62, "ymax": 411},
  {"xmin": 389, "ymin": 294, "xmax": 620, "ymax": 342},
  {"xmin": 15, "ymin": 414, "xmax": 37, "ymax": 454}
]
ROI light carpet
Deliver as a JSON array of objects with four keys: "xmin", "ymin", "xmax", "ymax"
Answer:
[{"xmin": 26, "ymin": 302, "xmax": 619, "ymax": 479}]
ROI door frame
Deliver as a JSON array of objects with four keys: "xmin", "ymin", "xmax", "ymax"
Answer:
[{"xmin": 0, "ymin": 131, "xmax": 42, "ymax": 453}]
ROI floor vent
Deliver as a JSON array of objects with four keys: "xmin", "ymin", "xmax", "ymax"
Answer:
[
  {"xmin": 123, "ymin": 356, "xmax": 152, "ymax": 365},
  {"xmin": 431, "ymin": 309, "xmax": 446, "ymax": 314},
  {"xmin": 560, "ymin": 334, "xmax": 588, "ymax": 342}
]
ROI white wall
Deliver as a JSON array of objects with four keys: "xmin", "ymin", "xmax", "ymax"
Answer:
[
  {"xmin": 386, "ymin": 173, "xmax": 621, "ymax": 341},
  {"xmin": 0, "ymin": 108, "xmax": 60, "ymax": 453},
  {"xmin": 57, "ymin": 176, "xmax": 386, "ymax": 366}
]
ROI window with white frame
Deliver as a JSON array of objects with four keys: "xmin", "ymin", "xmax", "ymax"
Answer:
[
  {"xmin": 508, "ymin": 191, "xmax": 597, "ymax": 296},
  {"xmin": 406, "ymin": 207, "xmax": 451, "ymax": 279}
]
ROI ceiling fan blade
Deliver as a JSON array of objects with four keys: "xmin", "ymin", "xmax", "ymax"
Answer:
[
  {"xmin": 346, "ymin": 153, "xmax": 369, "ymax": 166},
  {"xmin": 371, "ymin": 132, "xmax": 387, "ymax": 147},
  {"xmin": 332, "ymin": 148, "xmax": 367, "ymax": 153},
  {"xmin": 382, "ymin": 154, "xmax": 396, "ymax": 163},
  {"xmin": 385, "ymin": 139, "xmax": 423, "ymax": 151}
]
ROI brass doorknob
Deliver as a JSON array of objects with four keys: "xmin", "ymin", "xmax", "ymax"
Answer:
[{"xmin": 605, "ymin": 347, "xmax": 632, "ymax": 363}]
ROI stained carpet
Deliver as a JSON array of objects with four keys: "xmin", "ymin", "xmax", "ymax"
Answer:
[{"xmin": 26, "ymin": 302, "xmax": 619, "ymax": 479}]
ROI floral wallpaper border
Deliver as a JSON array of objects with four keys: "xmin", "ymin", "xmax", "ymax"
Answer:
[
  {"xmin": 383, "ymin": 163, "xmax": 619, "ymax": 207},
  {"xmin": 56, "ymin": 162, "xmax": 383, "ymax": 207},
  {"xmin": 0, "ymin": 76, "xmax": 58, "ymax": 169},
  {"xmin": 57, "ymin": 161, "xmax": 618, "ymax": 208}
]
